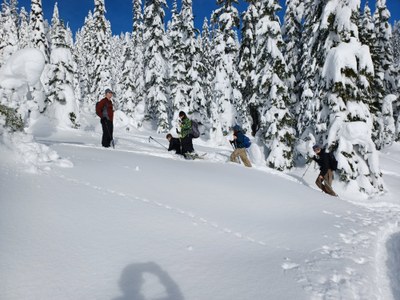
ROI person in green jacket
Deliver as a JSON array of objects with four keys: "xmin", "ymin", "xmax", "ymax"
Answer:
[{"xmin": 178, "ymin": 111, "xmax": 194, "ymax": 156}]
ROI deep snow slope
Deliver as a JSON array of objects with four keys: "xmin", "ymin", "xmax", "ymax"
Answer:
[{"xmin": 1, "ymin": 128, "xmax": 399, "ymax": 300}]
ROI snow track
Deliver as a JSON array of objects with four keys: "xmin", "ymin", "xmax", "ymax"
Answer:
[
  {"xmin": 386, "ymin": 232, "xmax": 400, "ymax": 300},
  {"xmin": 55, "ymin": 172, "xmax": 269, "ymax": 248}
]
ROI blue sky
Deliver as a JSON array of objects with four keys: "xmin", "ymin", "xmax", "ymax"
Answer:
[{"xmin": 16, "ymin": 0, "xmax": 399, "ymax": 36}]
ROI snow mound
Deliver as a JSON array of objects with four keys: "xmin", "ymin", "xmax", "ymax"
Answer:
[
  {"xmin": 2, "ymin": 132, "xmax": 73, "ymax": 173},
  {"xmin": 0, "ymin": 48, "xmax": 45, "ymax": 90}
]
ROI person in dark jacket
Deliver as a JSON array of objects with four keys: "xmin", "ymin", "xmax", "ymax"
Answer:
[
  {"xmin": 166, "ymin": 134, "xmax": 182, "ymax": 155},
  {"xmin": 177, "ymin": 111, "xmax": 194, "ymax": 157},
  {"xmin": 229, "ymin": 125, "xmax": 252, "ymax": 167},
  {"xmin": 312, "ymin": 144, "xmax": 337, "ymax": 196},
  {"xmin": 96, "ymin": 88, "xmax": 115, "ymax": 148}
]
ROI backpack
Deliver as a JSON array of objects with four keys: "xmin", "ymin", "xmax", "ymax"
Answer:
[
  {"xmin": 191, "ymin": 120, "xmax": 200, "ymax": 138},
  {"xmin": 243, "ymin": 135, "xmax": 251, "ymax": 148},
  {"xmin": 328, "ymin": 152, "xmax": 338, "ymax": 171},
  {"xmin": 96, "ymin": 101, "xmax": 108, "ymax": 118},
  {"xmin": 96, "ymin": 101, "xmax": 101, "ymax": 117}
]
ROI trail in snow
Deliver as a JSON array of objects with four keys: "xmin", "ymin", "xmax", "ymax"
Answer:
[{"xmin": 54, "ymin": 171, "xmax": 269, "ymax": 247}]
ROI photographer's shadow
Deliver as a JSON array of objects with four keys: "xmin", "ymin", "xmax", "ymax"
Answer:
[{"xmin": 113, "ymin": 262, "xmax": 184, "ymax": 300}]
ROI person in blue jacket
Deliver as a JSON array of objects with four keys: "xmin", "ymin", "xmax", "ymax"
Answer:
[{"xmin": 230, "ymin": 125, "xmax": 252, "ymax": 167}]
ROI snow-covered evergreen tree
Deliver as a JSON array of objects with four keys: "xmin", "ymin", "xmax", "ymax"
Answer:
[
  {"xmin": 238, "ymin": 0, "xmax": 259, "ymax": 136},
  {"xmin": 46, "ymin": 2, "xmax": 79, "ymax": 128},
  {"xmin": 282, "ymin": 0, "xmax": 304, "ymax": 111},
  {"xmin": 18, "ymin": 7, "xmax": 30, "ymax": 50},
  {"xmin": 372, "ymin": 0, "xmax": 397, "ymax": 148},
  {"xmin": 394, "ymin": 21, "xmax": 400, "ymax": 67},
  {"xmin": 143, "ymin": 0, "xmax": 169, "ymax": 132},
  {"xmin": 253, "ymin": 0, "xmax": 295, "ymax": 171},
  {"xmin": 110, "ymin": 34, "xmax": 124, "ymax": 106},
  {"xmin": 130, "ymin": 0, "xmax": 146, "ymax": 128},
  {"xmin": 168, "ymin": 0, "xmax": 191, "ymax": 124},
  {"xmin": 29, "ymin": 0, "xmax": 49, "ymax": 62},
  {"xmin": 181, "ymin": 0, "xmax": 207, "ymax": 125},
  {"xmin": 0, "ymin": 0, "xmax": 19, "ymax": 65},
  {"xmin": 393, "ymin": 21, "xmax": 400, "ymax": 141},
  {"xmin": 118, "ymin": 33, "xmax": 136, "ymax": 117},
  {"xmin": 88, "ymin": 0, "xmax": 113, "ymax": 105},
  {"xmin": 210, "ymin": 0, "xmax": 247, "ymax": 143},
  {"xmin": 199, "ymin": 18, "xmax": 213, "ymax": 120},
  {"xmin": 297, "ymin": 0, "xmax": 327, "ymax": 140},
  {"xmin": 74, "ymin": 12, "xmax": 95, "ymax": 108},
  {"xmin": 359, "ymin": 1, "xmax": 375, "ymax": 49},
  {"xmin": 359, "ymin": 1, "xmax": 383, "ymax": 147},
  {"xmin": 374, "ymin": 0, "xmax": 396, "ymax": 95},
  {"xmin": 320, "ymin": 0, "xmax": 384, "ymax": 194}
]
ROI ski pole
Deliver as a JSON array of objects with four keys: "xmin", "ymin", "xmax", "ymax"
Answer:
[
  {"xmin": 301, "ymin": 160, "xmax": 312, "ymax": 178},
  {"xmin": 149, "ymin": 136, "xmax": 168, "ymax": 150},
  {"xmin": 229, "ymin": 140, "xmax": 241, "ymax": 164}
]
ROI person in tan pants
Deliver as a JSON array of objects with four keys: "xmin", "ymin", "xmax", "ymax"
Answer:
[
  {"xmin": 230, "ymin": 125, "xmax": 252, "ymax": 168},
  {"xmin": 312, "ymin": 144, "xmax": 337, "ymax": 196}
]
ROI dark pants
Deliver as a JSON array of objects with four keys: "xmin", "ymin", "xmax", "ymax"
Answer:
[
  {"xmin": 315, "ymin": 169, "xmax": 337, "ymax": 196},
  {"xmin": 180, "ymin": 135, "xmax": 194, "ymax": 155},
  {"xmin": 101, "ymin": 118, "xmax": 113, "ymax": 147}
]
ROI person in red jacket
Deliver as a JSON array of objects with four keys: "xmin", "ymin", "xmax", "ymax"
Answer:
[{"xmin": 96, "ymin": 88, "xmax": 114, "ymax": 148}]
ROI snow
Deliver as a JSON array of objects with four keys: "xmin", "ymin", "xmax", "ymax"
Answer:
[
  {"xmin": 0, "ymin": 48, "xmax": 45, "ymax": 90},
  {"xmin": 1, "ymin": 125, "xmax": 400, "ymax": 299},
  {"xmin": 322, "ymin": 38, "xmax": 374, "ymax": 86}
]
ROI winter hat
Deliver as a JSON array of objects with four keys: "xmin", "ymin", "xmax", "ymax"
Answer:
[
  {"xmin": 232, "ymin": 125, "xmax": 241, "ymax": 132},
  {"xmin": 178, "ymin": 111, "xmax": 186, "ymax": 118},
  {"xmin": 312, "ymin": 144, "xmax": 321, "ymax": 150},
  {"xmin": 105, "ymin": 88, "xmax": 113, "ymax": 94}
]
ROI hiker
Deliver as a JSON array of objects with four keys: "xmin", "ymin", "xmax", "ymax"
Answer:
[
  {"xmin": 312, "ymin": 144, "xmax": 337, "ymax": 196},
  {"xmin": 96, "ymin": 88, "xmax": 114, "ymax": 148},
  {"xmin": 229, "ymin": 125, "xmax": 252, "ymax": 168},
  {"xmin": 166, "ymin": 133, "xmax": 182, "ymax": 155},
  {"xmin": 177, "ymin": 111, "xmax": 194, "ymax": 157}
]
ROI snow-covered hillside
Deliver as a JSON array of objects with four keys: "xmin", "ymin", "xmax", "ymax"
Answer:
[{"xmin": 1, "ymin": 124, "xmax": 399, "ymax": 299}]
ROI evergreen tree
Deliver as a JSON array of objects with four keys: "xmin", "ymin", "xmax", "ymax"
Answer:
[
  {"xmin": 29, "ymin": 0, "xmax": 49, "ymax": 62},
  {"xmin": 297, "ymin": 0, "xmax": 327, "ymax": 140},
  {"xmin": 210, "ymin": 0, "xmax": 247, "ymax": 143},
  {"xmin": 200, "ymin": 17, "xmax": 213, "ymax": 115},
  {"xmin": 359, "ymin": 1, "xmax": 375, "ymax": 49},
  {"xmin": 373, "ymin": 0, "xmax": 397, "ymax": 148},
  {"xmin": 393, "ymin": 21, "xmax": 400, "ymax": 67},
  {"xmin": 0, "ymin": 0, "xmax": 19, "ymax": 65},
  {"xmin": 18, "ymin": 7, "xmax": 30, "ymax": 49},
  {"xmin": 143, "ymin": 0, "xmax": 169, "ymax": 133},
  {"xmin": 319, "ymin": 0, "xmax": 383, "ymax": 193},
  {"xmin": 238, "ymin": 0, "xmax": 259, "ymax": 136},
  {"xmin": 89, "ymin": 0, "xmax": 113, "ymax": 105},
  {"xmin": 46, "ymin": 2, "xmax": 78, "ymax": 128},
  {"xmin": 374, "ymin": 0, "xmax": 396, "ymax": 94},
  {"xmin": 360, "ymin": 1, "xmax": 382, "ymax": 147},
  {"xmin": 254, "ymin": 0, "xmax": 295, "ymax": 171},
  {"xmin": 168, "ymin": 0, "xmax": 191, "ymax": 124},
  {"xmin": 118, "ymin": 33, "xmax": 135, "ymax": 117},
  {"xmin": 393, "ymin": 21, "xmax": 400, "ymax": 141},
  {"xmin": 181, "ymin": 0, "xmax": 207, "ymax": 124},
  {"xmin": 130, "ymin": 0, "xmax": 146, "ymax": 128},
  {"xmin": 282, "ymin": 0, "xmax": 304, "ymax": 112},
  {"xmin": 74, "ymin": 12, "xmax": 95, "ymax": 108}
]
